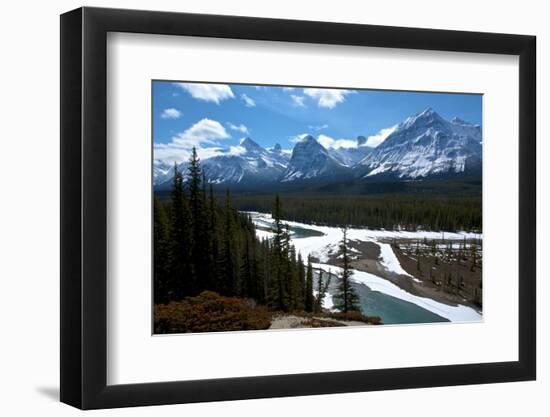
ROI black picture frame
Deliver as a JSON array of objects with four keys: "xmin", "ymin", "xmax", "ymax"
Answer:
[{"xmin": 60, "ymin": 6, "xmax": 536, "ymax": 410}]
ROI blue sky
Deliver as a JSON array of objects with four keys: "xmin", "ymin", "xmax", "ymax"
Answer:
[{"xmin": 153, "ymin": 81, "xmax": 482, "ymax": 163}]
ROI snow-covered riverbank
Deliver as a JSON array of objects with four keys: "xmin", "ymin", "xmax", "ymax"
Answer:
[
  {"xmin": 246, "ymin": 211, "xmax": 482, "ymax": 323},
  {"xmin": 248, "ymin": 212, "xmax": 480, "ymax": 261},
  {"xmin": 313, "ymin": 263, "xmax": 480, "ymax": 322}
]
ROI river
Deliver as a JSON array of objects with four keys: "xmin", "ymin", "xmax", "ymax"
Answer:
[{"xmin": 247, "ymin": 211, "xmax": 482, "ymax": 325}]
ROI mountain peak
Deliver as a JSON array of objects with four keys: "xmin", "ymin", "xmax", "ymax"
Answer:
[
  {"xmin": 240, "ymin": 137, "xmax": 263, "ymax": 151},
  {"xmin": 414, "ymin": 107, "xmax": 443, "ymax": 122},
  {"xmin": 282, "ymin": 135, "xmax": 342, "ymax": 182},
  {"xmin": 294, "ymin": 135, "xmax": 326, "ymax": 153},
  {"xmin": 301, "ymin": 134, "xmax": 316, "ymax": 143},
  {"xmin": 155, "ymin": 106, "xmax": 482, "ymax": 188},
  {"xmin": 358, "ymin": 108, "xmax": 482, "ymax": 179},
  {"xmin": 397, "ymin": 107, "xmax": 444, "ymax": 132}
]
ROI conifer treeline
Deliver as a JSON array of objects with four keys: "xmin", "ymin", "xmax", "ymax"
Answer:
[
  {"xmin": 230, "ymin": 193, "xmax": 482, "ymax": 232},
  {"xmin": 154, "ymin": 148, "xmax": 330, "ymax": 313}
]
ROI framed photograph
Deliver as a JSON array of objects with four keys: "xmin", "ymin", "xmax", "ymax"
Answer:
[{"xmin": 60, "ymin": 6, "xmax": 536, "ymax": 409}]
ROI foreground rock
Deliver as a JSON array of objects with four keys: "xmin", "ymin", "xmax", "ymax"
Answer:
[{"xmin": 269, "ymin": 314, "xmax": 370, "ymax": 329}]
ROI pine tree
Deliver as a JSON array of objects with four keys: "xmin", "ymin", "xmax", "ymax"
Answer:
[
  {"xmin": 207, "ymin": 184, "xmax": 223, "ymax": 293},
  {"xmin": 200, "ymin": 180, "xmax": 215, "ymax": 291},
  {"xmin": 269, "ymin": 195, "xmax": 289, "ymax": 311},
  {"xmin": 314, "ymin": 269, "xmax": 332, "ymax": 313},
  {"xmin": 272, "ymin": 195, "xmax": 284, "ymax": 252},
  {"xmin": 187, "ymin": 147, "xmax": 209, "ymax": 293},
  {"xmin": 291, "ymin": 252, "xmax": 305, "ymax": 311},
  {"xmin": 168, "ymin": 163, "xmax": 192, "ymax": 300},
  {"xmin": 187, "ymin": 147, "xmax": 202, "ymax": 217},
  {"xmin": 304, "ymin": 255, "xmax": 314, "ymax": 312},
  {"xmin": 221, "ymin": 189, "xmax": 238, "ymax": 295},
  {"xmin": 153, "ymin": 197, "xmax": 171, "ymax": 304},
  {"xmin": 298, "ymin": 252, "xmax": 306, "ymax": 301},
  {"xmin": 281, "ymin": 224, "xmax": 293, "ymax": 310},
  {"xmin": 333, "ymin": 227, "xmax": 360, "ymax": 313},
  {"xmin": 240, "ymin": 235, "xmax": 253, "ymax": 297},
  {"xmin": 249, "ymin": 237, "xmax": 265, "ymax": 302}
]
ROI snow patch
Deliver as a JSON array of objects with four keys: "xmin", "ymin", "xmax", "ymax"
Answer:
[{"xmin": 377, "ymin": 242, "xmax": 421, "ymax": 283}]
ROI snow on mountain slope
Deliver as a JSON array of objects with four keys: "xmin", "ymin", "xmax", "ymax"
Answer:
[
  {"xmin": 154, "ymin": 137, "xmax": 288, "ymax": 186},
  {"xmin": 199, "ymin": 137, "xmax": 288, "ymax": 184},
  {"xmin": 356, "ymin": 108, "xmax": 482, "ymax": 179},
  {"xmin": 153, "ymin": 159, "xmax": 176, "ymax": 186},
  {"xmin": 153, "ymin": 108, "xmax": 482, "ymax": 187},
  {"xmin": 280, "ymin": 135, "xmax": 346, "ymax": 182}
]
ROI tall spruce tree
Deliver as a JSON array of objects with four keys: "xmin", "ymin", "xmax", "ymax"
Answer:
[
  {"xmin": 296, "ymin": 253, "xmax": 306, "ymax": 310},
  {"xmin": 222, "ymin": 189, "xmax": 238, "ymax": 295},
  {"xmin": 314, "ymin": 269, "xmax": 332, "ymax": 313},
  {"xmin": 201, "ymin": 174, "xmax": 215, "ymax": 291},
  {"xmin": 187, "ymin": 147, "xmax": 209, "ymax": 293},
  {"xmin": 272, "ymin": 195, "xmax": 284, "ymax": 253},
  {"xmin": 287, "ymin": 245, "xmax": 305, "ymax": 311},
  {"xmin": 153, "ymin": 197, "xmax": 171, "ymax": 304},
  {"xmin": 269, "ymin": 195, "xmax": 287, "ymax": 310},
  {"xmin": 333, "ymin": 227, "xmax": 360, "ymax": 313},
  {"xmin": 168, "ymin": 163, "xmax": 192, "ymax": 300},
  {"xmin": 304, "ymin": 255, "xmax": 314, "ymax": 312},
  {"xmin": 207, "ymin": 184, "xmax": 221, "ymax": 292}
]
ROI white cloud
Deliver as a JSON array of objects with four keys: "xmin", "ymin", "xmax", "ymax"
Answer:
[
  {"xmin": 195, "ymin": 147, "xmax": 227, "ymax": 160},
  {"xmin": 282, "ymin": 87, "xmax": 295, "ymax": 92},
  {"xmin": 308, "ymin": 124, "xmax": 328, "ymax": 131},
  {"xmin": 174, "ymin": 83, "xmax": 234, "ymax": 104},
  {"xmin": 303, "ymin": 88, "xmax": 352, "ymax": 109},
  {"xmin": 289, "ymin": 133, "xmax": 310, "ymax": 143},
  {"xmin": 173, "ymin": 118, "xmax": 230, "ymax": 147},
  {"xmin": 227, "ymin": 122, "xmax": 250, "ymax": 134},
  {"xmin": 227, "ymin": 145, "xmax": 248, "ymax": 156},
  {"xmin": 365, "ymin": 125, "xmax": 397, "ymax": 147},
  {"xmin": 154, "ymin": 118, "xmax": 231, "ymax": 163},
  {"xmin": 241, "ymin": 93, "xmax": 256, "ymax": 107},
  {"xmin": 291, "ymin": 95, "xmax": 306, "ymax": 107},
  {"xmin": 160, "ymin": 108, "xmax": 182, "ymax": 119},
  {"xmin": 313, "ymin": 125, "xmax": 397, "ymax": 149},
  {"xmin": 317, "ymin": 134, "xmax": 357, "ymax": 149}
]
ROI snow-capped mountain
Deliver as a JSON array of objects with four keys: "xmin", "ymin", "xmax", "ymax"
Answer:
[
  {"xmin": 155, "ymin": 137, "xmax": 289, "ymax": 187},
  {"xmin": 328, "ymin": 136, "xmax": 374, "ymax": 166},
  {"xmin": 202, "ymin": 137, "xmax": 288, "ymax": 184},
  {"xmin": 154, "ymin": 108, "xmax": 482, "ymax": 189},
  {"xmin": 154, "ymin": 159, "xmax": 176, "ymax": 186},
  {"xmin": 280, "ymin": 135, "xmax": 347, "ymax": 182},
  {"xmin": 356, "ymin": 108, "xmax": 482, "ymax": 179}
]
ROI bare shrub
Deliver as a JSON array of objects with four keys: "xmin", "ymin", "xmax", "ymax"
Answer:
[{"xmin": 154, "ymin": 291, "xmax": 272, "ymax": 334}]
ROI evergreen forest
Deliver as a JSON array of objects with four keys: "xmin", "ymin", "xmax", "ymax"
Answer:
[{"xmin": 154, "ymin": 148, "xmax": 346, "ymax": 318}]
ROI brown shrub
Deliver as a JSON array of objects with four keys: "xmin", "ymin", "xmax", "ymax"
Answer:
[{"xmin": 154, "ymin": 291, "xmax": 272, "ymax": 334}]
